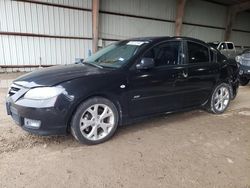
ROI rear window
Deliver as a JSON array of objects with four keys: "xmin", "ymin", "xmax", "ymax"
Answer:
[{"xmin": 227, "ymin": 43, "xmax": 234, "ymax": 50}]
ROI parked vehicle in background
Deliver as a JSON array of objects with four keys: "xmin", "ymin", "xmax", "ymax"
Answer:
[
  {"xmin": 208, "ymin": 41, "xmax": 240, "ymax": 59},
  {"xmin": 6, "ymin": 37, "xmax": 239, "ymax": 145},
  {"xmin": 235, "ymin": 49, "xmax": 250, "ymax": 86}
]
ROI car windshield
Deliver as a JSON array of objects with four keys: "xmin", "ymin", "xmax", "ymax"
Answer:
[
  {"xmin": 242, "ymin": 51, "xmax": 250, "ymax": 59},
  {"xmin": 84, "ymin": 41, "xmax": 148, "ymax": 69},
  {"xmin": 243, "ymin": 49, "xmax": 250, "ymax": 54}
]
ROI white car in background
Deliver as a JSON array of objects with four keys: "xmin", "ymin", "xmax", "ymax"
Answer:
[{"xmin": 208, "ymin": 41, "xmax": 241, "ymax": 59}]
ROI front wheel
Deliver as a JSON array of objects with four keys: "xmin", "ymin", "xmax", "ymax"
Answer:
[
  {"xmin": 208, "ymin": 83, "xmax": 231, "ymax": 114},
  {"xmin": 71, "ymin": 97, "xmax": 119, "ymax": 145},
  {"xmin": 239, "ymin": 77, "xmax": 249, "ymax": 86}
]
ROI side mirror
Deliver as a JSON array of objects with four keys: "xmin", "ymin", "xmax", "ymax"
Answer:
[
  {"xmin": 235, "ymin": 55, "xmax": 242, "ymax": 64},
  {"xmin": 136, "ymin": 58, "xmax": 155, "ymax": 70},
  {"xmin": 75, "ymin": 58, "xmax": 84, "ymax": 64}
]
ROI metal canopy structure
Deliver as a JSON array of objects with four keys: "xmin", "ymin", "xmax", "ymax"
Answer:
[
  {"xmin": 207, "ymin": 0, "xmax": 250, "ymax": 6},
  {"xmin": 175, "ymin": 0, "xmax": 250, "ymax": 41}
]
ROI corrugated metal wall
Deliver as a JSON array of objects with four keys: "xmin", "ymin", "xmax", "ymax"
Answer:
[
  {"xmin": 183, "ymin": 0, "xmax": 250, "ymax": 46},
  {"xmin": 100, "ymin": 14, "xmax": 175, "ymax": 39},
  {"xmin": 0, "ymin": 0, "xmax": 92, "ymax": 72},
  {"xmin": 100, "ymin": 0, "xmax": 176, "ymax": 45},
  {"xmin": 100, "ymin": 0, "xmax": 250, "ymax": 47},
  {"xmin": 1, "ymin": 0, "xmax": 250, "ymax": 72},
  {"xmin": 184, "ymin": 0, "xmax": 227, "ymax": 28},
  {"xmin": 231, "ymin": 12, "xmax": 250, "ymax": 47},
  {"xmin": 182, "ymin": 0, "xmax": 226, "ymax": 41}
]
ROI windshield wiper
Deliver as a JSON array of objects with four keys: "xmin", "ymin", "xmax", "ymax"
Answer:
[{"xmin": 82, "ymin": 62, "xmax": 103, "ymax": 69}]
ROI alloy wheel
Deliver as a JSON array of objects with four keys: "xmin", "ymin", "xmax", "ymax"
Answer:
[
  {"xmin": 79, "ymin": 104, "xmax": 115, "ymax": 141},
  {"xmin": 213, "ymin": 86, "xmax": 230, "ymax": 112}
]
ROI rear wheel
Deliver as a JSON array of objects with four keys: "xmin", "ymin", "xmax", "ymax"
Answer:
[
  {"xmin": 71, "ymin": 97, "xmax": 119, "ymax": 145},
  {"xmin": 208, "ymin": 83, "xmax": 231, "ymax": 114},
  {"xmin": 239, "ymin": 77, "xmax": 249, "ymax": 86}
]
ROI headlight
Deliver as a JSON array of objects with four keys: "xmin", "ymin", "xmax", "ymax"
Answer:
[
  {"xmin": 235, "ymin": 56, "xmax": 242, "ymax": 64},
  {"xmin": 24, "ymin": 87, "xmax": 65, "ymax": 100}
]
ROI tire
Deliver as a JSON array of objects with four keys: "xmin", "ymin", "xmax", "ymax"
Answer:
[
  {"xmin": 208, "ymin": 83, "xmax": 231, "ymax": 114},
  {"xmin": 239, "ymin": 77, "xmax": 249, "ymax": 86},
  {"xmin": 71, "ymin": 97, "xmax": 119, "ymax": 145}
]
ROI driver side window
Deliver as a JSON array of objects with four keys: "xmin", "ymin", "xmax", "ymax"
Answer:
[{"xmin": 143, "ymin": 41, "xmax": 181, "ymax": 67}]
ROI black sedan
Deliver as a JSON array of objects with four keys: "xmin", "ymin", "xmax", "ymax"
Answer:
[{"xmin": 6, "ymin": 37, "xmax": 239, "ymax": 145}]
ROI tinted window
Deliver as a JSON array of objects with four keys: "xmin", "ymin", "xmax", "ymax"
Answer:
[
  {"xmin": 227, "ymin": 43, "xmax": 234, "ymax": 50},
  {"xmin": 187, "ymin": 42, "xmax": 209, "ymax": 63},
  {"xmin": 143, "ymin": 41, "xmax": 181, "ymax": 67}
]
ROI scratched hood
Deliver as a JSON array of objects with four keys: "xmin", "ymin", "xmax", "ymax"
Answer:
[{"xmin": 14, "ymin": 64, "xmax": 108, "ymax": 88}]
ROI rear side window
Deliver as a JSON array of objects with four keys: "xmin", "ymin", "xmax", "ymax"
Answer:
[
  {"xmin": 227, "ymin": 43, "xmax": 234, "ymax": 50},
  {"xmin": 187, "ymin": 42, "xmax": 209, "ymax": 64},
  {"xmin": 143, "ymin": 41, "xmax": 181, "ymax": 67}
]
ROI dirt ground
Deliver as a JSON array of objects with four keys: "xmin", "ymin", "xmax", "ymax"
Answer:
[{"xmin": 0, "ymin": 73, "xmax": 250, "ymax": 188}]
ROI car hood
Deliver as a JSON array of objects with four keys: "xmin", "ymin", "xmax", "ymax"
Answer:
[
  {"xmin": 14, "ymin": 64, "xmax": 109, "ymax": 88},
  {"xmin": 242, "ymin": 52, "xmax": 250, "ymax": 60}
]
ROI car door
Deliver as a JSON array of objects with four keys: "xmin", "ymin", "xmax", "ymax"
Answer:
[
  {"xmin": 182, "ymin": 41, "xmax": 220, "ymax": 108},
  {"xmin": 127, "ymin": 40, "xmax": 188, "ymax": 117}
]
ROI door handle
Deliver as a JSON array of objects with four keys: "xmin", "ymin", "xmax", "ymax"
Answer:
[
  {"xmin": 182, "ymin": 72, "xmax": 188, "ymax": 78},
  {"xmin": 177, "ymin": 71, "xmax": 188, "ymax": 79}
]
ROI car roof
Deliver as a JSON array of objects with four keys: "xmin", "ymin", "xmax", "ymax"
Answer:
[{"xmin": 126, "ymin": 36, "xmax": 208, "ymax": 45}]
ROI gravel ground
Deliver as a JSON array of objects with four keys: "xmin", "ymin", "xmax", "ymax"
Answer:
[{"xmin": 0, "ymin": 73, "xmax": 250, "ymax": 188}]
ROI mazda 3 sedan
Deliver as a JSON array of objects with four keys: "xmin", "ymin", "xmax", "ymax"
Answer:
[{"xmin": 6, "ymin": 37, "xmax": 239, "ymax": 145}]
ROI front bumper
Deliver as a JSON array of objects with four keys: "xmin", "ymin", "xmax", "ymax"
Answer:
[
  {"xmin": 239, "ymin": 65, "xmax": 250, "ymax": 79},
  {"xmin": 6, "ymin": 90, "xmax": 74, "ymax": 136}
]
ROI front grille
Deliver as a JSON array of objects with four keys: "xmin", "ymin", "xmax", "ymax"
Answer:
[
  {"xmin": 242, "ymin": 54, "xmax": 250, "ymax": 66},
  {"xmin": 242, "ymin": 59, "xmax": 250, "ymax": 66},
  {"xmin": 8, "ymin": 85, "xmax": 21, "ymax": 96}
]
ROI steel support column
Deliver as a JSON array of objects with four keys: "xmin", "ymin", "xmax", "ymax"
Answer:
[
  {"xmin": 175, "ymin": 0, "xmax": 187, "ymax": 36},
  {"xmin": 92, "ymin": 0, "xmax": 100, "ymax": 53}
]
